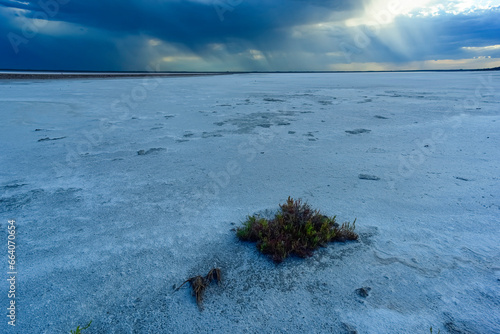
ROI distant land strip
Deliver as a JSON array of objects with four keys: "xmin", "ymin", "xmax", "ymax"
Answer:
[
  {"xmin": 0, "ymin": 67, "xmax": 498, "ymax": 80},
  {"xmin": 0, "ymin": 72, "xmax": 229, "ymax": 80}
]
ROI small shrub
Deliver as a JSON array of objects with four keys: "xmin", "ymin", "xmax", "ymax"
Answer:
[
  {"xmin": 70, "ymin": 320, "xmax": 92, "ymax": 334},
  {"xmin": 430, "ymin": 327, "xmax": 441, "ymax": 334},
  {"xmin": 236, "ymin": 197, "xmax": 358, "ymax": 263}
]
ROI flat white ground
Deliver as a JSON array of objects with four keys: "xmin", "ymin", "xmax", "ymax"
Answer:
[{"xmin": 0, "ymin": 72, "xmax": 499, "ymax": 333}]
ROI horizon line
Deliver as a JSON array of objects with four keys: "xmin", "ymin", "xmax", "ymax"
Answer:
[{"xmin": 0, "ymin": 67, "xmax": 498, "ymax": 80}]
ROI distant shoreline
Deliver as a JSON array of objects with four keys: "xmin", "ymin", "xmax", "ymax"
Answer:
[
  {"xmin": 0, "ymin": 72, "xmax": 227, "ymax": 80},
  {"xmin": 0, "ymin": 67, "xmax": 498, "ymax": 80}
]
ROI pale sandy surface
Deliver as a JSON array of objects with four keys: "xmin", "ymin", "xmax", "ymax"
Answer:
[{"xmin": 0, "ymin": 72, "xmax": 499, "ymax": 333}]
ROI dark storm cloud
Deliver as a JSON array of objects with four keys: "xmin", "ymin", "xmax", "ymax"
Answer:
[
  {"xmin": 4, "ymin": 1, "xmax": 360, "ymax": 43},
  {"xmin": 0, "ymin": 0, "xmax": 365, "ymax": 70}
]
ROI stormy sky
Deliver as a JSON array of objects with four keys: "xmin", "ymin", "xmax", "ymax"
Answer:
[{"xmin": 1, "ymin": 0, "xmax": 499, "ymax": 71}]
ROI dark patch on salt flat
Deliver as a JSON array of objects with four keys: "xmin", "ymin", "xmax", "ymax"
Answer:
[
  {"xmin": 346, "ymin": 129, "xmax": 371, "ymax": 135},
  {"xmin": 38, "ymin": 136, "xmax": 66, "ymax": 142},
  {"xmin": 1, "ymin": 188, "xmax": 84, "ymax": 213},
  {"xmin": 358, "ymin": 174, "xmax": 380, "ymax": 181},
  {"xmin": 355, "ymin": 287, "xmax": 371, "ymax": 298},
  {"xmin": 0, "ymin": 189, "xmax": 44, "ymax": 213},
  {"xmin": 367, "ymin": 148, "xmax": 386, "ymax": 153},
  {"xmin": 2, "ymin": 183, "xmax": 27, "ymax": 190},
  {"xmin": 342, "ymin": 322, "xmax": 358, "ymax": 334},
  {"xmin": 219, "ymin": 112, "xmax": 295, "ymax": 133},
  {"xmin": 443, "ymin": 313, "xmax": 477, "ymax": 334},
  {"xmin": 202, "ymin": 132, "xmax": 224, "ymax": 138},
  {"xmin": 303, "ymin": 132, "xmax": 318, "ymax": 141},
  {"xmin": 137, "ymin": 148, "xmax": 166, "ymax": 155}
]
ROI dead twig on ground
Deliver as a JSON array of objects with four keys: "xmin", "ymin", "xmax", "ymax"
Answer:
[{"xmin": 175, "ymin": 267, "xmax": 222, "ymax": 309}]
